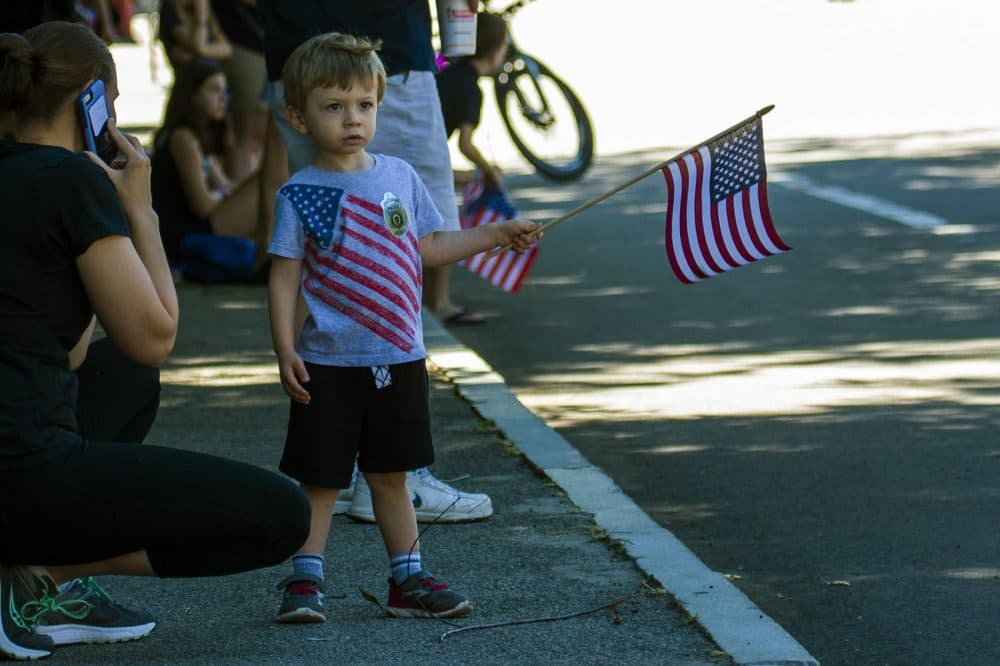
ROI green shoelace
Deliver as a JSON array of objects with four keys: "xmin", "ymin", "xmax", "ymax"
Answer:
[
  {"xmin": 6, "ymin": 589, "xmax": 36, "ymax": 632},
  {"xmin": 78, "ymin": 577, "xmax": 114, "ymax": 605},
  {"xmin": 19, "ymin": 579, "xmax": 98, "ymax": 627}
]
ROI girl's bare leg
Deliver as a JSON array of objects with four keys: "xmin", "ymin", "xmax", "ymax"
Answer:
[{"xmin": 208, "ymin": 171, "xmax": 261, "ymax": 239}]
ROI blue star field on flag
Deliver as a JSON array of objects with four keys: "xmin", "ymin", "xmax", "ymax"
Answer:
[
  {"xmin": 465, "ymin": 186, "xmax": 519, "ymax": 221},
  {"xmin": 709, "ymin": 122, "xmax": 765, "ymax": 202},
  {"xmin": 278, "ymin": 183, "xmax": 345, "ymax": 250}
]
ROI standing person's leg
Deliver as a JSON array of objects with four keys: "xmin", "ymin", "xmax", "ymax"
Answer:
[
  {"xmin": 266, "ymin": 81, "xmax": 316, "ymax": 175},
  {"xmin": 367, "ymin": 71, "xmax": 484, "ymax": 324},
  {"xmin": 75, "ymin": 337, "xmax": 160, "ymax": 443},
  {"xmin": 219, "ymin": 44, "xmax": 268, "ymax": 182},
  {"xmin": 252, "ymin": 112, "xmax": 289, "ymax": 271}
]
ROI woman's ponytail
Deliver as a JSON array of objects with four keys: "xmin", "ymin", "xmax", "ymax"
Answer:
[
  {"xmin": 0, "ymin": 32, "xmax": 35, "ymax": 112},
  {"xmin": 0, "ymin": 22, "xmax": 114, "ymax": 122}
]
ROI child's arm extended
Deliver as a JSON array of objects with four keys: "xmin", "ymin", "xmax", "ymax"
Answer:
[
  {"xmin": 419, "ymin": 219, "xmax": 541, "ymax": 268},
  {"xmin": 268, "ymin": 256, "xmax": 311, "ymax": 404}
]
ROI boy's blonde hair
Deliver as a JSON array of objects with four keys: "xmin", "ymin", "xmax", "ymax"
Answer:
[{"xmin": 282, "ymin": 32, "xmax": 387, "ymax": 111}]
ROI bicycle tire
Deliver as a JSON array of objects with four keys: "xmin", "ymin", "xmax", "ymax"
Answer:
[{"xmin": 494, "ymin": 56, "xmax": 594, "ymax": 181}]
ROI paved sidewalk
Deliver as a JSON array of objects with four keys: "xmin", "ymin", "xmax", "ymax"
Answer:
[{"xmin": 54, "ymin": 284, "xmax": 728, "ymax": 665}]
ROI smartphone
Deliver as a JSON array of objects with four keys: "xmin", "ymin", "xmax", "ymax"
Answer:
[{"xmin": 77, "ymin": 79, "xmax": 118, "ymax": 165}]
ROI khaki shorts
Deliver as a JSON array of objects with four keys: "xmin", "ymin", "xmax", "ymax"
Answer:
[{"xmin": 268, "ymin": 71, "xmax": 460, "ymax": 231}]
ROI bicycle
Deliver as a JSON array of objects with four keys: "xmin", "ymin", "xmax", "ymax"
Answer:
[{"xmin": 482, "ymin": 0, "xmax": 595, "ymax": 181}]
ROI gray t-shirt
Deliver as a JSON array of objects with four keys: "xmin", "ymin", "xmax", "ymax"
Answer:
[{"xmin": 268, "ymin": 154, "xmax": 444, "ymax": 366}]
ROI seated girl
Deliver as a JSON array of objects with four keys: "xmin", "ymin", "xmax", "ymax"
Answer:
[{"xmin": 151, "ymin": 59, "xmax": 271, "ymax": 280}]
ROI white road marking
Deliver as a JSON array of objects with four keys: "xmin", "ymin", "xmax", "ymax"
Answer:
[{"xmin": 772, "ymin": 172, "xmax": 949, "ymax": 228}]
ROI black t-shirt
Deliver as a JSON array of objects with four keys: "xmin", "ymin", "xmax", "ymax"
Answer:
[
  {"xmin": 436, "ymin": 59, "xmax": 482, "ymax": 137},
  {"xmin": 0, "ymin": 140, "xmax": 129, "ymax": 470},
  {"xmin": 211, "ymin": 0, "xmax": 264, "ymax": 53},
  {"xmin": 0, "ymin": 1, "xmax": 79, "ymax": 33},
  {"xmin": 151, "ymin": 127, "xmax": 212, "ymax": 263},
  {"xmin": 259, "ymin": 0, "xmax": 436, "ymax": 80}
]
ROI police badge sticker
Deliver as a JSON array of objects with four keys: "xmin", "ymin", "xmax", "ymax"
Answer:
[{"xmin": 381, "ymin": 192, "xmax": 408, "ymax": 237}]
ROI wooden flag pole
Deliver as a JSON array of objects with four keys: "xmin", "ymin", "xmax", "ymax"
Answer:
[{"xmin": 484, "ymin": 104, "xmax": 775, "ymax": 259}]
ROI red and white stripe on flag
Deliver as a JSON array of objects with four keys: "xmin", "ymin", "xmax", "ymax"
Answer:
[
  {"xmin": 459, "ymin": 182, "xmax": 540, "ymax": 293},
  {"xmin": 662, "ymin": 117, "xmax": 790, "ymax": 284}
]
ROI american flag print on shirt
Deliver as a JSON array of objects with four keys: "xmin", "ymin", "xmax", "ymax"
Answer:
[
  {"xmin": 661, "ymin": 117, "xmax": 790, "ymax": 284},
  {"xmin": 280, "ymin": 183, "xmax": 423, "ymax": 354},
  {"xmin": 459, "ymin": 181, "xmax": 539, "ymax": 293}
]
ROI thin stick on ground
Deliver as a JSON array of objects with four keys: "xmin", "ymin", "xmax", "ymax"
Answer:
[{"xmin": 437, "ymin": 595, "xmax": 632, "ymax": 643}]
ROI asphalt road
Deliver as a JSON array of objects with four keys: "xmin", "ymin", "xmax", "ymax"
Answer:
[{"xmin": 446, "ymin": 134, "xmax": 1000, "ymax": 666}]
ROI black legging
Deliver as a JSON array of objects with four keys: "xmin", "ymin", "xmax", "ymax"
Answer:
[
  {"xmin": 0, "ymin": 339, "xmax": 310, "ymax": 577},
  {"xmin": 75, "ymin": 337, "xmax": 161, "ymax": 443}
]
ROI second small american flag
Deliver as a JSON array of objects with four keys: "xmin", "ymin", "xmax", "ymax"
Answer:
[{"xmin": 459, "ymin": 182, "xmax": 540, "ymax": 294}]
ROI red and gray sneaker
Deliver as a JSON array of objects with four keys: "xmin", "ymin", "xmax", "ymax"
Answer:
[
  {"xmin": 275, "ymin": 574, "xmax": 326, "ymax": 623},
  {"xmin": 0, "ymin": 566, "xmax": 55, "ymax": 661},
  {"xmin": 386, "ymin": 571, "xmax": 472, "ymax": 619}
]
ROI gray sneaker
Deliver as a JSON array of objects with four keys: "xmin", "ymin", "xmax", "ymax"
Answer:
[
  {"xmin": 275, "ymin": 574, "xmax": 326, "ymax": 623},
  {"xmin": 0, "ymin": 566, "xmax": 55, "ymax": 660},
  {"xmin": 33, "ymin": 577, "xmax": 155, "ymax": 646},
  {"xmin": 386, "ymin": 570, "xmax": 472, "ymax": 619}
]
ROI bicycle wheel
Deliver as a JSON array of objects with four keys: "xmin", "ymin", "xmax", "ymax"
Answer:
[{"xmin": 494, "ymin": 55, "xmax": 594, "ymax": 181}]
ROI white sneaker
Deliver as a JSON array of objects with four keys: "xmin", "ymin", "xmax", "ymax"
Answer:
[
  {"xmin": 346, "ymin": 468, "xmax": 493, "ymax": 523},
  {"xmin": 333, "ymin": 467, "xmax": 357, "ymax": 515}
]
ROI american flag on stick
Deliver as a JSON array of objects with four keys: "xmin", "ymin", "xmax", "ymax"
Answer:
[
  {"xmin": 459, "ymin": 182, "xmax": 540, "ymax": 293},
  {"xmin": 661, "ymin": 115, "xmax": 789, "ymax": 283},
  {"xmin": 482, "ymin": 107, "xmax": 787, "ymax": 284}
]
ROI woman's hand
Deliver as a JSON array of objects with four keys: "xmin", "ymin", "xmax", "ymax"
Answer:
[{"xmin": 84, "ymin": 118, "xmax": 153, "ymax": 222}]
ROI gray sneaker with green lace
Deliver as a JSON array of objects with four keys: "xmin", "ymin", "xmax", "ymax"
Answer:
[
  {"xmin": 0, "ymin": 566, "xmax": 55, "ymax": 661},
  {"xmin": 30, "ymin": 577, "xmax": 155, "ymax": 646},
  {"xmin": 276, "ymin": 573, "xmax": 326, "ymax": 623}
]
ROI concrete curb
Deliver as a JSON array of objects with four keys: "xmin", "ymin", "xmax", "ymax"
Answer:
[{"xmin": 423, "ymin": 312, "xmax": 820, "ymax": 666}]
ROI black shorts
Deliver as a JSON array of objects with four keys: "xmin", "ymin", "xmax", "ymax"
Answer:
[{"xmin": 279, "ymin": 359, "xmax": 434, "ymax": 488}]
